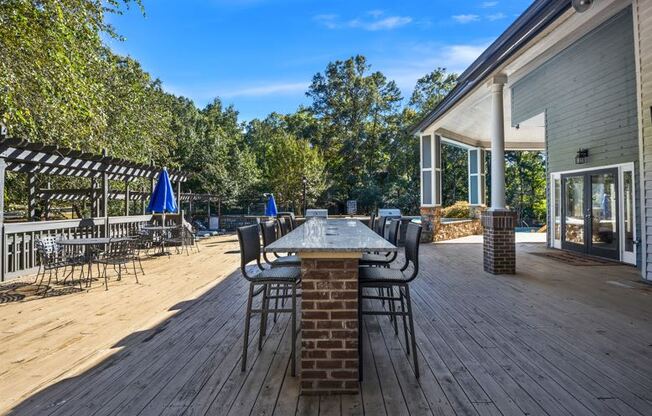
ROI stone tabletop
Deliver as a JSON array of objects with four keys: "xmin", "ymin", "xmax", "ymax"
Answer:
[{"xmin": 265, "ymin": 218, "xmax": 397, "ymax": 253}]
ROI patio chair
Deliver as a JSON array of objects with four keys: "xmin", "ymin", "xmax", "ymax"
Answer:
[
  {"xmin": 277, "ymin": 217, "xmax": 291, "ymax": 237},
  {"xmin": 374, "ymin": 216, "xmax": 387, "ymax": 237},
  {"xmin": 260, "ymin": 221, "xmax": 300, "ymax": 267},
  {"xmin": 369, "ymin": 213, "xmax": 376, "ymax": 230},
  {"xmin": 358, "ymin": 223, "xmax": 422, "ymax": 380},
  {"xmin": 260, "ymin": 221, "xmax": 300, "ymax": 323},
  {"xmin": 360, "ymin": 219, "xmax": 400, "ymax": 267},
  {"xmin": 96, "ymin": 239, "xmax": 138, "ymax": 290},
  {"xmin": 237, "ymin": 224, "xmax": 300, "ymax": 376},
  {"xmin": 35, "ymin": 236, "xmax": 71, "ymax": 295},
  {"xmin": 164, "ymin": 226, "xmax": 191, "ymax": 256}
]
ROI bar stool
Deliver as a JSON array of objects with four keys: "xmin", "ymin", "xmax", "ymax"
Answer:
[
  {"xmin": 237, "ymin": 224, "xmax": 300, "ymax": 376},
  {"xmin": 358, "ymin": 223, "xmax": 422, "ymax": 380}
]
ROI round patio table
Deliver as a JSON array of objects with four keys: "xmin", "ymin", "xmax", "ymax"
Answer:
[
  {"xmin": 58, "ymin": 237, "xmax": 133, "ymax": 286},
  {"xmin": 140, "ymin": 225, "xmax": 177, "ymax": 255}
]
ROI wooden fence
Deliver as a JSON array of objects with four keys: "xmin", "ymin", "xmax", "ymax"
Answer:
[{"xmin": 1, "ymin": 215, "xmax": 151, "ymax": 281}]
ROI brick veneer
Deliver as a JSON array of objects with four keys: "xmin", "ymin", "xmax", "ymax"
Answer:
[
  {"xmin": 481, "ymin": 210, "xmax": 516, "ymax": 274},
  {"xmin": 300, "ymin": 257, "xmax": 359, "ymax": 394}
]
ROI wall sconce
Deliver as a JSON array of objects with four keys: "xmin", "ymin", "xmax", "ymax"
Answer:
[{"xmin": 575, "ymin": 148, "xmax": 589, "ymax": 164}]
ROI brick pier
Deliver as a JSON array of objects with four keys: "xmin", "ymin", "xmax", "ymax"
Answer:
[
  {"xmin": 481, "ymin": 210, "xmax": 516, "ymax": 274},
  {"xmin": 300, "ymin": 256, "xmax": 360, "ymax": 394}
]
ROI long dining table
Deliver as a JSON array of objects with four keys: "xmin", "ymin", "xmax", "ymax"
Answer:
[{"xmin": 265, "ymin": 217, "xmax": 397, "ymax": 394}]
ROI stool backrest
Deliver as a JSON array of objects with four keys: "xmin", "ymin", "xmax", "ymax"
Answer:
[
  {"xmin": 237, "ymin": 224, "xmax": 263, "ymax": 279},
  {"xmin": 402, "ymin": 223, "xmax": 422, "ymax": 281},
  {"xmin": 277, "ymin": 217, "xmax": 290, "ymax": 236},
  {"xmin": 386, "ymin": 219, "xmax": 400, "ymax": 245},
  {"xmin": 374, "ymin": 216, "xmax": 387, "ymax": 236}
]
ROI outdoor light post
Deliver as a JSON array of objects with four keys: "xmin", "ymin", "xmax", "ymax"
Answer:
[{"xmin": 302, "ymin": 175, "xmax": 307, "ymax": 215}]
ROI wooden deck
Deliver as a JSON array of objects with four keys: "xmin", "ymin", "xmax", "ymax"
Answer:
[{"xmin": 1, "ymin": 236, "xmax": 652, "ymax": 415}]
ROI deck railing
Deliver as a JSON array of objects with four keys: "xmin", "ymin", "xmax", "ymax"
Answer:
[{"xmin": 1, "ymin": 215, "xmax": 151, "ymax": 281}]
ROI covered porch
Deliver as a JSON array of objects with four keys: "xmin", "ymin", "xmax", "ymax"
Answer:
[
  {"xmin": 415, "ymin": 0, "xmax": 645, "ymax": 278},
  {"xmin": 1, "ymin": 236, "xmax": 650, "ymax": 415}
]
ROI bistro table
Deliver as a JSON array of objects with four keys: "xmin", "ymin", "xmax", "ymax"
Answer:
[
  {"xmin": 58, "ymin": 237, "xmax": 132, "ymax": 287},
  {"xmin": 140, "ymin": 225, "xmax": 175, "ymax": 255},
  {"xmin": 265, "ymin": 218, "xmax": 396, "ymax": 394}
]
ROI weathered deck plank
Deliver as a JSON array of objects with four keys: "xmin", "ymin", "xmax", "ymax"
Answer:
[{"xmin": 1, "ymin": 238, "xmax": 651, "ymax": 416}]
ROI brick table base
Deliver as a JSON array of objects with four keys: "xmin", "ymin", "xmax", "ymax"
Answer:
[
  {"xmin": 300, "ymin": 255, "xmax": 359, "ymax": 394},
  {"xmin": 481, "ymin": 210, "xmax": 516, "ymax": 274}
]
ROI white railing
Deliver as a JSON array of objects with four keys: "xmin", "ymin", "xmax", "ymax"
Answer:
[{"xmin": 1, "ymin": 215, "xmax": 152, "ymax": 281}]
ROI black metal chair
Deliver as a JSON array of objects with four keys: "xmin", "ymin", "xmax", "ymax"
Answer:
[
  {"xmin": 277, "ymin": 217, "xmax": 291, "ymax": 237},
  {"xmin": 360, "ymin": 219, "xmax": 400, "ymax": 267},
  {"xmin": 35, "ymin": 236, "xmax": 70, "ymax": 295},
  {"xmin": 358, "ymin": 223, "xmax": 422, "ymax": 380},
  {"xmin": 260, "ymin": 221, "xmax": 300, "ymax": 267},
  {"xmin": 96, "ymin": 239, "xmax": 138, "ymax": 290},
  {"xmin": 164, "ymin": 225, "xmax": 191, "ymax": 256},
  {"xmin": 237, "ymin": 224, "xmax": 300, "ymax": 376},
  {"xmin": 374, "ymin": 216, "xmax": 387, "ymax": 237}
]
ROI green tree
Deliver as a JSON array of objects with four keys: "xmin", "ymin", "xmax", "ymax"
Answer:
[{"xmin": 306, "ymin": 55, "xmax": 402, "ymax": 211}]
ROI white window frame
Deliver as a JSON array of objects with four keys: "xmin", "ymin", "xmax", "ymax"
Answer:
[
  {"xmin": 468, "ymin": 148, "xmax": 486, "ymax": 206},
  {"xmin": 420, "ymin": 134, "xmax": 434, "ymax": 207}
]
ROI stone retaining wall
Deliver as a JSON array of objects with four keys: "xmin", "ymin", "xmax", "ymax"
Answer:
[{"xmin": 434, "ymin": 219, "xmax": 483, "ymax": 242}]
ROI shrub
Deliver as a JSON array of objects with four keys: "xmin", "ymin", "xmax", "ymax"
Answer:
[{"xmin": 441, "ymin": 201, "xmax": 471, "ymax": 218}]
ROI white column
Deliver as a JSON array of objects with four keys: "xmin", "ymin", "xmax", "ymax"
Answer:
[{"xmin": 489, "ymin": 75, "xmax": 507, "ymax": 210}]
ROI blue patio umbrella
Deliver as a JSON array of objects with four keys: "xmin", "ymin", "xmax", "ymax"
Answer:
[
  {"xmin": 265, "ymin": 194, "xmax": 278, "ymax": 217},
  {"xmin": 147, "ymin": 168, "xmax": 178, "ymax": 214}
]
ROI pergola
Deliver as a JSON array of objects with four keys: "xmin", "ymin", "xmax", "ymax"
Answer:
[{"xmin": 0, "ymin": 137, "xmax": 189, "ymax": 222}]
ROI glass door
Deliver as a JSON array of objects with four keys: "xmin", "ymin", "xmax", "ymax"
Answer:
[
  {"xmin": 562, "ymin": 174, "xmax": 585, "ymax": 252},
  {"xmin": 588, "ymin": 170, "xmax": 618, "ymax": 259},
  {"xmin": 561, "ymin": 169, "xmax": 619, "ymax": 260}
]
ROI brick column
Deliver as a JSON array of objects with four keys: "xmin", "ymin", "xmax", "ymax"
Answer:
[
  {"xmin": 300, "ymin": 256, "xmax": 359, "ymax": 394},
  {"xmin": 482, "ymin": 210, "xmax": 516, "ymax": 274},
  {"xmin": 420, "ymin": 206, "xmax": 441, "ymax": 243}
]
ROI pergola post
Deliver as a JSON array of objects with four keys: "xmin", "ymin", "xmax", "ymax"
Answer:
[
  {"xmin": 102, "ymin": 149, "xmax": 109, "ymax": 237},
  {"xmin": 482, "ymin": 74, "xmax": 516, "ymax": 274},
  {"xmin": 124, "ymin": 179, "xmax": 130, "ymax": 216},
  {"xmin": 27, "ymin": 173, "xmax": 37, "ymax": 221},
  {"xmin": 0, "ymin": 157, "xmax": 6, "ymax": 281},
  {"xmin": 176, "ymin": 180, "xmax": 181, "ymax": 215},
  {"xmin": 44, "ymin": 180, "xmax": 51, "ymax": 220},
  {"xmin": 141, "ymin": 184, "xmax": 146, "ymax": 214}
]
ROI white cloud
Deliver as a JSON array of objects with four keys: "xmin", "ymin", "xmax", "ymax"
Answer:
[
  {"xmin": 480, "ymin": 1, "xmax": 498, "ymax": 7},
  {"xmin": 315, "ymin": 11, "xmax": 412, "ymax": 31},
  {"xmin": 452, "ymin": 14, "xmax": 480, "ymax": 24},
  {"xmin": 350, "ymin": 16, "xmax": 412, "ymax": 31},
  {"xmin": 380, "ymin": 41, "xmax": 491, "ymax": 91},
  {"xmin": 487, "ymin": 12, "xmax": 506, "ymax": 21},
  {"xmin": 220, "ymin": 82, "xmax": 309, "ymax": 98}
]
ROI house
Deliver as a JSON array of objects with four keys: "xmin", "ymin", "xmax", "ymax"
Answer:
[{"xmin": 414, "ymin": 0, "xmax": 652, "ymax": 281}]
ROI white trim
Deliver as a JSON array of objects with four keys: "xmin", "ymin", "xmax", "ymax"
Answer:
[
  {"xmin": 550, "ymin": 162, "xmax": 637, "ymax": 264},
  {"xmin": 550, "ymin": 172, "xmax": 562, "ymax": 249},
  {"xmin": 420, "ymin": 134, "xmax": 436, "ymax": 207},
  {"xmin": 632, "ymin": 0, "xmax": 647, "ymax": 278}
]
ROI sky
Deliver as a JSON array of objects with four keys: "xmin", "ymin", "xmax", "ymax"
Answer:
[{"xmin": 105, "ymin": 0, "xmax": 532, "ymax": 121}]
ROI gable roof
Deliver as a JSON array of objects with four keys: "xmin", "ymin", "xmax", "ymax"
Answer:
[{"xmin": 412, "ymin": 0, "xmax": 571, "ymax": 134}]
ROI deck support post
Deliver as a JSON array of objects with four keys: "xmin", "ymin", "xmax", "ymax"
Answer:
[{"xmin": 483, "ymin": 74, "xmax": 515, "ymax": 274}]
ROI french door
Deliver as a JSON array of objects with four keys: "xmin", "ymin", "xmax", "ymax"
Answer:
[{"xmin": 561, "ymin": 168, "xmax": 619, "ymax": 259}]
